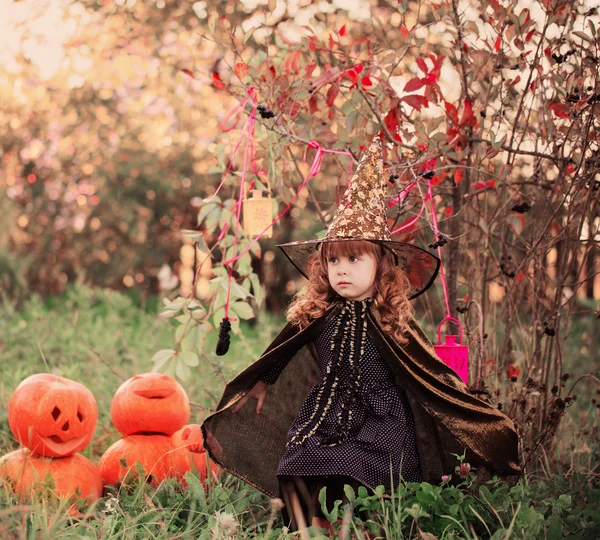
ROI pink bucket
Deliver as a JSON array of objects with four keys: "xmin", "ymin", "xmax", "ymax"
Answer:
[{"xmin": 434, "ymin": 316, "xmax": 469, "ymax": 385}]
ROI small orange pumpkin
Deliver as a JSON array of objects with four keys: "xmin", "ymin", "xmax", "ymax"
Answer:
[
  {"xmin": 0, "ymin": 448, "xmax": 102, "ymax": 502},
  {"xmin": 8, "ymin": 374, "xmax": 98, "ymax": 458},
  {"xmin": 171, "ymin": 424, "xmax": 221, "ymax": 484},
  {"xmin": 98, "ymin": 434, "xmax": 189, "ymax": 486},
  {"xmin": 110, "ymin": 373, "xmax": 190, "ymax": 436}
]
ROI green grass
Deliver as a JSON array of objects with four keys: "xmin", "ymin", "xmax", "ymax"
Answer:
[{"xmin": 0, "ymin": 285, "xmax": 599, "ymax": 538}]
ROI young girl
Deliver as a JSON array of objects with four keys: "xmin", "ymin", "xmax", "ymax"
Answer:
[{"xmin": 201, "ymin": 135, "xmax": 521, "ymax": 533}]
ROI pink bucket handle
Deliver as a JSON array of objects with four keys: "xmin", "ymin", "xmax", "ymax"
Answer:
[{"xmin": 437, "ymin": 316, "xmax": 463, "ymax": 345}]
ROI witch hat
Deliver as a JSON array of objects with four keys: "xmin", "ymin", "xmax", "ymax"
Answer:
[{"xmin": 277, "ymin": 134, "xmax": 440, "ymax": 300}]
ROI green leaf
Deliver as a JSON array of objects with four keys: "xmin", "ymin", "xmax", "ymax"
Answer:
[
  {"xmin": 151, "ymin": 349, "xmax": 176, "ymax": 371},
  {"xmin": 232, "ymin": 301, "xmax": 254, "ymax": 320},
  {"xmin": 175, "ymin": 323, "xmax": 187, "ymax": 342},
  {"xmin": 318, "ymin": 487, "xmax": 342, "ymax": 522},
  {"xmin": 250, "ymin": 273, "xmax": 264, "ymax": 308},
  {"xmin": 182, "ymin": 229, "xmax": 203, "ymax": 242},
  {"xmin": 179, "ymin": 351, "xmax": 199, "ymax": 367},
  {"xmin": 229, "ymin": 279, "xmax": 252, "ymax": 301},
  {"xmin": 197, "ymin": 203, "xmax": 218, "ymax": 227},
  {"xmin": 185, "ymin": 473, "xmax": 208, "ymax": 511},
  {"xmin": 175, "ymin": 358, "xmax": 192, "ymax": 380},
  {"xmin": 343, "ymin": 484, "xmax": 356, "ymax": 505}
]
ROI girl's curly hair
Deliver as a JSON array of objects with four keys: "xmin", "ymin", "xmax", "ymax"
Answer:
[{"xmin": 286, "ymin": 239, "xmax": 414, "ymax": 345}]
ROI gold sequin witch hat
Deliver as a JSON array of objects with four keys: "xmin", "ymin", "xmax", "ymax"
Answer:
[{"xmin": 277, "ymin": 134, "xmax": 440, "ymax": 300}]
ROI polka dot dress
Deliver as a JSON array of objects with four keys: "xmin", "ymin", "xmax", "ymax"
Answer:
[{"xmin": 276, "ymin": 298, "xmax": 423, "ymax": 490}]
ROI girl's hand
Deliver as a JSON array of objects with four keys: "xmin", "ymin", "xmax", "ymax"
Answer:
[{"xmin": 231, "ymin": 381, "xmax": 268, "ymax": 414}]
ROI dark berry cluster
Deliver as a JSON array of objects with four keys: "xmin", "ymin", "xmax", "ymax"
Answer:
[
  {"xmin": 456, "ymin": 305, "xmax": 468, "ymax": 314},
  {"xmin": 500, "ymin": 255, "xmax": 515, "ymax": 278},
  {"xmin": 543, "ymin": 321, "xmax": 556, "ymax": 336},
  {"xmin": 388, "ymin": 173, "xmax": 399, "ymax": 184},
  {"xmin": 567, "ymin": 87, "xmax": 581, "ymax": 102},
  {"xmin": 428, "ymin": 234, "xmax": 447, "ymax": 249},
  {"xmin": 257, "ymin": 105, "xmax": 275, "ymax": 119},
  {"xmin": 421, "ymin": 170, "xmax": 435, "ymax": 180},
  {"xmin": 551, "ymin": 49, "xmax": 575, "ymax": 64},
  {"xmin": 511, "ymin": 201, "xmax": 531, "ymax": 213}
]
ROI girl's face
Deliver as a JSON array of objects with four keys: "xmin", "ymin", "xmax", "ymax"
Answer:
[{"xmin": 326, "ymin": 251, "xmax": 377, "ymax": 301}]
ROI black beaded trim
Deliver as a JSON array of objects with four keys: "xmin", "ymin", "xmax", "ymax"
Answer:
[{"xmin": 287, "ymin": 297, "xmax": 373, "ymax": 448}]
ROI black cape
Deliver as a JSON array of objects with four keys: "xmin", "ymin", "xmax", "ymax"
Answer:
[{"xmin": 202, "ymin": 300, "xmax": 521, "ymax": 498}]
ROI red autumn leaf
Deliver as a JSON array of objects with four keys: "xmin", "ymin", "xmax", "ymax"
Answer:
[
  {"xmin": 384, "ymin": 110, "xmax": 399, "ymax": 132},
  {"xmin": 361, "ymin": 76, "xmax": 373, "ymax": 87},
  {"xmin": 354, "ymin": 64, "xmax": 363, "ymax": 74},
  {"xmin": 308, "ymin": 95, "xmax": 319, "ymax": 114},
  {"xmin": 402, "ymin": 94, "xmax": 429, "ymax": 111},
  {"xmin": 494, "ymin": 37, "xmax": 502, "ymax": 52},
  {"xmin": 305, "ymin": 62, "xmax": 317, "ymax": 77},
  {"xmin": 443, "ymin": 207, "xmax": 453, "ymax": 217},
  {"xmin": 339, "ymin": 24, "xmax": 346, "ymax": 36},
  {"xmin": 508, "ymin": 75, "xmax": 521, "ymax": 87},
  {"xmin": 472, "ymin": 181, "xmax": 486, "ymax": 190},
  {"xmin": 416, "ymin": 57, "xmax": 428, "ymax": 75},
  {"xmin": 454, "ymin": 168, "xmax": 464, "ymax": 185},
  {"xmin": 486, "ymin": 179, "xmax": 497, "ymax": 188},
  {"xmin": 426, "ymin": 72, "xmax": 437, "ymax": 84},
  {"xmin": 181, "ymin": 69, "xmax": 196, "ymax": 79},
  {"xmin": 459, "ymin": 99, "xmax": 478, "ymax": 128},
  {"xmin": 326, "ymin": 82, "xmax": 339, "ymax": 107},
  {"xmin": 234, "ymin": 62, "xmax": 248, "ymax": 79},
  {"xmin": 566, "ymin": 162, "xmax": 575, "ymax": 174},
  {"xmin": 343, "ymin": 69, "xmax": 358, "ymax": 88},
  {"xmin": 516, "ymin": 270, "xmax": 525, "ymax": 283},
  {"xmin": 400, "ymin": 25, "xmax": 409, "ymax": 37},
  {"xmin": 404, "ymin": 77, "xmax": 427, "ymax": 93},
  {"xmin": 212, "ymin": 72, "xmax": 225, "ymax": 89},
  {"xmin": 444, "ymin": 101, "xmax": 459, "ymax": 124},
  {"xmin": 285, "ymin": 50, "xmax": 301, "ymax": 75},
  {"xmin": 430, "ymin": 54, "xmax": 445, "ymax": 78},
  {"xmin": 506, "ymin": 363, "xmax": 521, "ymax": 379},
  {"xmin": 526, "ymin": 29, "xmax": 535, "ymax": 42},
  {"xmin": 549, "ymin": 102, "xmax": 569, "ymax": 118}
]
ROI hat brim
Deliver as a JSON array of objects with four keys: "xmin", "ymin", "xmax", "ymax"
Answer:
[{"xmin": 277, "ymin": 237, "xmax": 440, "ymax": 300}]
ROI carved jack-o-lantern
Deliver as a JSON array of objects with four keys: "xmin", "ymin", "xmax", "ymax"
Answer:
[
  {"xmin": 8, "ymin": 374, "xmax": 98, "ymax": 458},
  {"xmin": 0, "ymin": 448, "xmax": 102, "ymax": 502},
  {"xmin": 111, "ymin": 373, "xmax": 190, "ymax": 436}
]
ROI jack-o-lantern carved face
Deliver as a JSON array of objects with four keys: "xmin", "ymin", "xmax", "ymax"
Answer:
[
  {"xmin": 8, "ymin": 374, "xmax": 98, "ymax": 458},
  {"xmin": 111, "ymin": 373, "xmax": 190, "ymax": 436}
]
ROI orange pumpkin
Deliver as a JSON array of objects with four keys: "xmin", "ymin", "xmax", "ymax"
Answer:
[
  {"xmin": 0, "ymin": 448, "xmax": 102, "ymax": 502},
  {"xmin": 110, "ymin": 373, "xmax": 190, "ymax": 436},
  {"xmin": 98, "ymin": 434, "xmax": 190, "ymax": 486},
  {"xmin": 171, "ymin": 424, "xmax": 221, "ymax": 484},
  {"xmin": 8, "ymin": 374, "xmax": 98, "ymax": 458}
]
